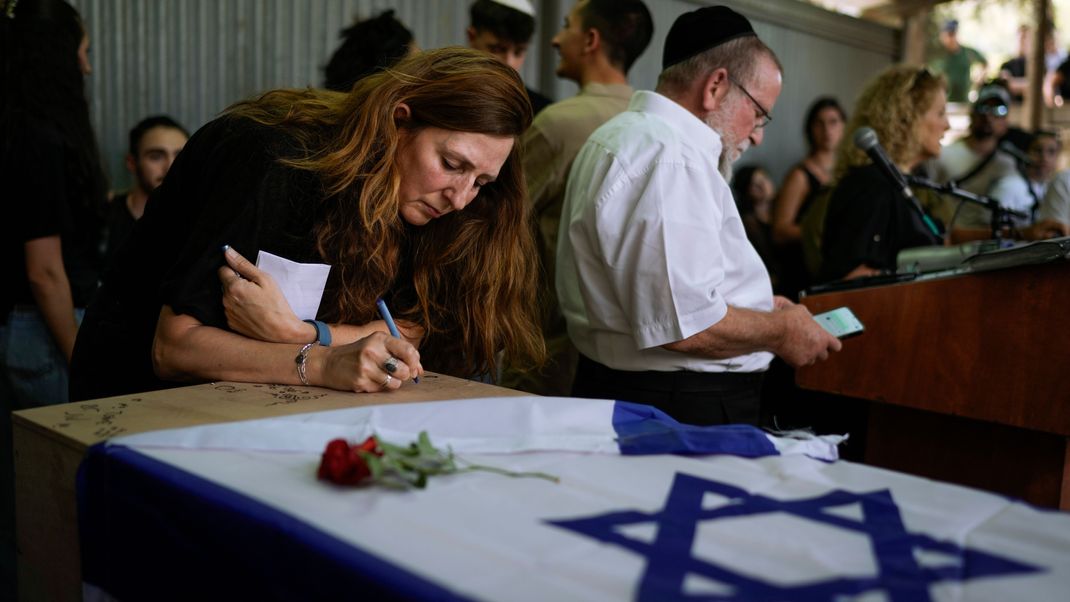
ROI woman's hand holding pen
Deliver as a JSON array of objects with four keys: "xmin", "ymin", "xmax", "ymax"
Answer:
[
  {"xmin": 390, "ymin": 319, "xmax": 425, "ymax": 348},
  {"xmin": 313, "ymin": 331, "xmax": 423, "ymax": 392},
  {"xmin": 219, "ymin": 246, "xmax": 424, "ymax": 391}
]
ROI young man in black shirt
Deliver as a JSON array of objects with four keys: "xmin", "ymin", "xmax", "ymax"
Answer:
[{"xmin": 104, "ymin": 115, "xmax": 189, "ymax": 266}]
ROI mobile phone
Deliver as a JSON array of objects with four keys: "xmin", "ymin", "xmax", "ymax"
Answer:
[{"xmin": 814, "ymin": 307, "xmax": 865, "ymax": 339}]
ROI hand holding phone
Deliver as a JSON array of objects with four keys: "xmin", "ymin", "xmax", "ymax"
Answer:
[{"xmin": 814, "ymin": 306, "xmax": 865, "ymax": 339}]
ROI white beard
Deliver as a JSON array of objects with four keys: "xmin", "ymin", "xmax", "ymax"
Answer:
[
  {"xmin": 718, "ymin": 139, "xmax": 750, "ymax": 181},
  {"xmin": 704, "ymin": 100, "xmax": 749, "ymax": 181}
]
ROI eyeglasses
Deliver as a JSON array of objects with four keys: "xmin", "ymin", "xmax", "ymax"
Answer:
[
  {"xmin": 975, "ymin": 103, "xmax": 1009, "ymax": 117},
  {"xmin": 728, "ymin": 75, "xmax": 773, "ymax": 130}
]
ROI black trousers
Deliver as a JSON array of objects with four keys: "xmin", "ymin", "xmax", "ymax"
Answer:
[{"xmin": 572, "ymin": 354, "xmax": 764, "ymax": 426}]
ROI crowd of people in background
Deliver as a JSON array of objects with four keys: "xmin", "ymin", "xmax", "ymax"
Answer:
[
  {"xmin": 2, "ymin": 0, "xmax": 1069, "ymax": 435},
  {"xmin": 1, "ymin": 0, "xmax": 1068, "ymax": 590},
  {"xmin": 4, "ymin": 1, "xmax": 1070, "ymax": 596}
]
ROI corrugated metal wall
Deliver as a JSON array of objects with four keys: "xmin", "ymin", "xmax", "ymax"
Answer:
[
  {"xmin": 73, "ymin": 0, "xmax": 546, "ymax": 189},
  {"xmin": 72, "ymin": 0, "xmax": 897, "ymax": 190}
]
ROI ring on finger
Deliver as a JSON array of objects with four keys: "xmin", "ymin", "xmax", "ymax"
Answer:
[
  {"xmin": 381, "ymin": 374, "xmax": 393, "ymax": 387},
  {"xmin": 383, "ymin": 357, "xmax": 399, "ymax": 374}
]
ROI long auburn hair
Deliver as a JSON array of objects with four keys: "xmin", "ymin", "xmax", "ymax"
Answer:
[{"xmin": 224, "ymin": 47, "xmax": 544, "ymax": 377}]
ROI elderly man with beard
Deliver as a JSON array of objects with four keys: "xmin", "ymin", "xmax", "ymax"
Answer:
[{"xmin": 555, "ymin": 6, "xmax": 840, "ymax": 426}]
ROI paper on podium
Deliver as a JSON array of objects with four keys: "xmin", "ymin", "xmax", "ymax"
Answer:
[{"xmin": 255, "ymin": 250, "xmax": 331, "ymax": 320}]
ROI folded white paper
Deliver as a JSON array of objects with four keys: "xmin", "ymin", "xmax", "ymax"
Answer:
[{"xmin": 255, "ymin": 250, "xmax": 331, "ymax": 321}]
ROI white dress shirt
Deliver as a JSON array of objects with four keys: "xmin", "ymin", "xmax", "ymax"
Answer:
[
  {"xmin": 1039, "ymin": 170, "xmax": 1070, "ymax": 224},
  {"xmin": 556, "ymin": 90, "xmax": 773, "ymax": 374}
]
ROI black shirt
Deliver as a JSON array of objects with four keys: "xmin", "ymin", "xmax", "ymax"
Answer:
[
  {"xmin": 0, "ymin": 114, "xmax": 103, "ymax": 316},
  {"xmin": 774, "ymin": 163, "xmax": 826, "ymax": 298},
  {"xmin": 819, "ymin": 164, "xmax": 943, "ymax": 283},
  {"xmin": 103, "ymin": 193, "xmax": 136, "ymax": 270},
  {"xmin": 71, "ymin": 115, "xmax": 331, "ymax": 400},
  {"xmin": 527, "ymin": 86, "xmax": 553, "ymax": 116}
]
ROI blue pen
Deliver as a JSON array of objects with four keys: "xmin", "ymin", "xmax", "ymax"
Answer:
[{"xmin": 376, "ymin": 298, "xmax": 418, "ymax": 383}]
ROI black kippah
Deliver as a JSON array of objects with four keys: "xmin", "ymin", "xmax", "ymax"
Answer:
[{"xmin": 662, "ymin": 5, "xmax": 757, "ymax": 70}]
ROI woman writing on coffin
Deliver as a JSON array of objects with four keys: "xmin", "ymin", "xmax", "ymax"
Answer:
[{"xmin": 71, "ymin": 48, "xmax": 544, "ymax": 400}]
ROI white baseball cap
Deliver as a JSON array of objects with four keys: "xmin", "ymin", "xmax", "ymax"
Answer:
[{"xmin": 489, "ymin": 0, "xmax": 535, "ymax": 17}]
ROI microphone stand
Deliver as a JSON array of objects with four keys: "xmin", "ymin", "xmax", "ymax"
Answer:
[{"xmin": 906, "ymin": 175, "xmax": 1029, "ymax": 243}]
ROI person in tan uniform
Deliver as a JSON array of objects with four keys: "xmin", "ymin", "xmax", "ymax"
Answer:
[{"xmin": 501, "ymin": 0, "xmax": 653, "ymax": 395}]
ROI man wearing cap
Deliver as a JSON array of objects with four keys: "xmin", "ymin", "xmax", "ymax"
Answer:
[
  {"xmin": 467, "ymin": 0, "xmax": 553, "ymax": 115},
  {"xmin": 928, "ymin": 83, "xmax": 1067, "ymax": 241},
  {"xmin": 555, "ymin": 6, "xmax": 840, "ymax": 426},
  {"xmin": 500, "ymin": 0, "xmax": 653, "ymax": 396},
  {"xmin": 930, "ymin": 19, "xmax": 986, "ymax": 104}
]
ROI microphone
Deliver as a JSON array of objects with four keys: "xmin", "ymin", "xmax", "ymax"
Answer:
[
  {"xmin": 852, "ymin": 127, "xmax": 941, "ymax": 237},
  {"xmin": 853, "ymin": 127, "xmax": 916, "ymax": 201},
  {"xmin": 998, "ymin": 140, "xmax": 1033, "ymax": 166}
]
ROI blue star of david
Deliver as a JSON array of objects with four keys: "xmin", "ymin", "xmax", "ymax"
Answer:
[{"xmin": 548, "ymin": 473, "xmax": 1040, "ymax": 601}]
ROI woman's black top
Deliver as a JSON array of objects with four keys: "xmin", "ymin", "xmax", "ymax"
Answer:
[
  {"xmin": 818, "ymin": 164, "xmax": 943, "ymax": 283},
  {"xmin": 1, "ymin": 114, "xmax": 103, "ymax": 316},
  {"xmin": 795, "ymin": 163, "xmax": 823, "ymax": 224},
  {"xmin": 70, "ymin": 116, "xmax": 333, "ymax": 401},
  {"xmin": 774, "ymin": 163, "xmax": 826, "ymax": 299}
]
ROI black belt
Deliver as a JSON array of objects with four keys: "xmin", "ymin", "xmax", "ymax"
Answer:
[{"xmin": 576, "ymin": 354, "xmax": 763, "ymax": 393}]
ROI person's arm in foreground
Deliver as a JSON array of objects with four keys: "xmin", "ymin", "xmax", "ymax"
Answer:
[
  {"xmin": 771, "ymin": 167, "xmax": 809, "ymax": 245},
  {"xmin": 25, "ymin": 235, "xmax": 79, "ymax": 363},
  {"xmin": 663, "ymin": 297, "xmax": 841, "ymax": 368},
  {"xmin": 152, "ymin": 305, "xmax": 423, "ymax": 392},
  {"xmin": 217, "ymin": 246, "xmax": 424, "ymax": 348}
]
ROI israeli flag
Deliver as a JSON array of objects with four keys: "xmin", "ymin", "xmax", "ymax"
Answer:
[
  {"xmin": 79, "ymin": 397, "xmax": 1070, "ymax": 601},
  {"xmin": 109, "ymin": 396, "xmax": 844, "ymax": 460}
]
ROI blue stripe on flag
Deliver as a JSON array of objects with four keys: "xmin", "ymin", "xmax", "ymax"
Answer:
[
  {"xmin": 77, "ymin": 443, "xmax": 475, "ymax": 602},
  {"xmin": 611, "ymin": 401, "xmax": 779, "ymax": 457}
]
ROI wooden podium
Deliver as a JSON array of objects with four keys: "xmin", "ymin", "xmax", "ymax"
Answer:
[{"xmin": 797, "ymin": 260, "xmax": 1070, "ymax": 510}]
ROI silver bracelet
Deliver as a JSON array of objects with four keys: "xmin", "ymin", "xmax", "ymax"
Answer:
[{"xmin": 295, "ymin": 342, "xmax": 315, "ymax": 386}]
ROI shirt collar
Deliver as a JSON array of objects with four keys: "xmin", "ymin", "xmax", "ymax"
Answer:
[
  {"xmin": 580, "ymin": 82, "xmax": 634, "ymax": 99},
  {"xmin": 627, "ymin": 90, "xmax": 722, "ymax": 155}
]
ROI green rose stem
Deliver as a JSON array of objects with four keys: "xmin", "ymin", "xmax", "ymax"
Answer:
[
  {"xmin": 458, "ymin": 463, "xmax": 560, "ymax": 484},
  {"xmin": 328, "ymin": 431, "xmax": 559, "ymax": 489}
]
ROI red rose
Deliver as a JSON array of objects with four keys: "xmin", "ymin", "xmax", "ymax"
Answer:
[
  {"xmin": 317, "ymin": 431, "xmax": 557, "ymax": 490},
  {"xmin": 356, "ymin": 436, "xmax": 382, "ymax": 456},
  {"xmin": 317, "ymin": 437, "xmax": 378, "ymax": 485}
]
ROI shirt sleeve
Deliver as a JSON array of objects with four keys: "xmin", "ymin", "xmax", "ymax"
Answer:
[
  {"xmin": 14, "ymin": 122, "xmax": 70, "ymax": 242},
  {"xmin": 820, "ymin": 168, "xmax": 894, "ymax": 281},
  {"xmin": 1039, "ymin": 172, "xmax": 1070, "ymax": 224},
  {"xmin": 141, "ymin": 118, "xmax": 284, "ymax": 328},
  {"xmin": 594, "ymin": 159, "xmax": 729, "ymax": 350},
  {"xmin": 522, "ymin": 119, "xmax": 563, "ymax": 213},
  {"xmin": 990, "ymin": 174, "xmax": 1032, "ymax": 215}
]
